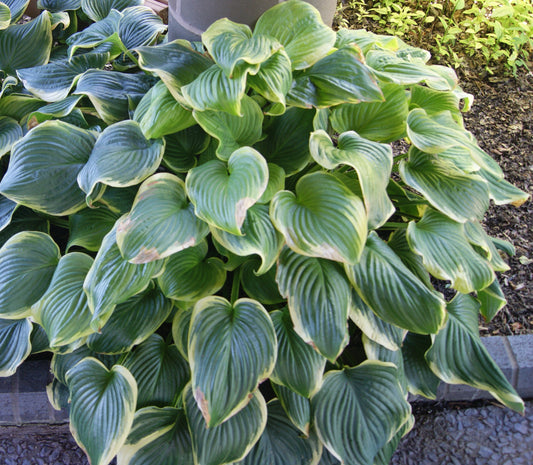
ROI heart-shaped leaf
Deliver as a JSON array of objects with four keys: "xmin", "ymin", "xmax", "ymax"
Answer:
[
  {"xmin": 345, "ymin": 232, "xmax": 446, "ymax": 334},
  {"xmin": 117, "ymin": 6, "xmax": 166, "ymax": 51},
  {"xmin": 400, "ymin": 148, "xmax": 490, "ymax": 222},
  {"xmin": 271, "ymin": 172, "xmax": 367, "ymax": 264},
  {"xmin": 202, "ymin": 18, "xmax": 281, "ymax": 78},
  {"xmin": 0, "ymin": 318, "xmax": 32, "ymax": 376},
  {"xmin": 80, "ymin": 0, "xmax": 142, "ymax": 21},
  {"xmin": 87, "ymin": 285, "xmax": 173, "ymax": 354},
  {"xmin": 32, "ymin": 252, "xmax": 94, "ymax": 348},
  {"xmin": 0, "ymin": 12, "xmax": 52, "ymax": 75},
  {"xmin": 407, "ymin": 209, "xmax": 495, "ymax": 293},
  {"xmin": 0, "ymin": 231, "xmax": 60, "ymax": 319},
  {"xmin": 211, "ymin": 204, "xmax": 283, "ymax": 275},
  {"xmin": 0, "ymin": 116, "xmax": 22, "ymax": 158},
  {"xmin": 186, "ymin": 146, "xmax": 268, "ymax": 235},
  {"xmin": 271, "ymin": 383, "xmax": 312, "ymax": 437},
  {"xmin": 270, "ymin": 307, "xmax": 326, "ymax": 397},
  {"xmin": 426, "ymin": 293, "xmax": 524, "ymax": 412},
  {"xmin": 118, "ymin": 406, "xmax": 194, "ymax": 465},
  {"xmin": 157, "ymin": 240, "xmax": 226, "ymax": 303},
  {"xmin": 122, "ymin": 334, "xmax": 190, "ymax": 409},
  {"xmin": 75, "ymin": 70, "xmax": 155, "ymax": 123},
  {"xmin": 193, "ymin": 95, "xmax": 263, "ymax": 161},
  {"xmin": 78, "ymin": 120, "xmax": 165, "ymax": 204},
  {"xmin": 0, "ymin": 120, "xmax": 96, "ymax": 215},
  {"xmin": 254, "ymin": 0, "xmax": 336, "ymax": 70},
  {"xmin": 276, "ymin": 248, "xmax": 351, "ymax": 362},
  {"xmin": 83, "ymin": 225, "xmax": 165, "ymax": 331},
  {"xmin": 184, "ymin": 383, "xmax": 267, "ymax": 465},
  {"xmin": 17, "ymin": 52, "xmax": 109, "ymax": 102},
  {"xmin": 313, "ymin": 362, "xmax": 411, "ymax": 465},
  {"xmin": 116, "ymin": 173, "xmax": 209, "ymax": 264},
  {"xmin": 237, "ymin": 399, "xmax": 322, "ymax": 465},
  {"xmin": 67, "ymin": 357, "xmax": 138, "ymax": 465},
  {"xmin": 188, "ymin": 296, "xmax": 276, "ymax": 427},
  {"xmin": 310, "ymin": 130, "xmax": 394, "ymax": 229}
]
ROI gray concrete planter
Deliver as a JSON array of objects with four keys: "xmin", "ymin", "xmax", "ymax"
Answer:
[{"xmin": 168, "ymin": 0, "xmax": 337, "ymax": 41}]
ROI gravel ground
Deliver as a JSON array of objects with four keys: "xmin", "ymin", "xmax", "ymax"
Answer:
[{"xmin": 0, "ymin": 401, "xmax": 531, "ymax": 465}]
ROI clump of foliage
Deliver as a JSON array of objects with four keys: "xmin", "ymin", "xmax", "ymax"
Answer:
[
  {"xmin": 0, "ymin": 1, "xmax": 530, "ymax": 464},
  {"xmin": 337, "ymin": 0, "xmax": 533, "ymax": 75}
]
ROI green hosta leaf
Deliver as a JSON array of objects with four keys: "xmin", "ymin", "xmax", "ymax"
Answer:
[
  {"xmin": 374, "ymin": 415, "xmax": 414, "ymax": 465},
  {"xmin": 350, "ymin": 291, "xmax": 405, "ymax": 352},
  {"xmin": 237, "ymin": 399, "xmax": 322, "ymax": 465},
  {"xmin": 182, "ymin": 64, "xmax": 247, "ymax": 116},
  {"xmin": 254, "ymin": 107, "xmax": 314, "ymax": 175},
  {"xmin": 477, "ymin": 279, "xmax": 506, "ymax": 322},
  {"xmin": 186, "ymin": 147, "xmax": 268, "ymax": 235},
  {"xmin": 117, "ymin": 6, "xmax": 166, "ymax": 51},
  {"xmin": 193, "ymin": 95, "xmax": 263, "ymax": 161},
  {"xmin": 38, "ymin": 0, "xmax": 81, "ymax": 12},
  {"xmin": 211, "ymin": 204, "xmax": 283, "ymax": 275},
  {"xmin": 248, "ymin": 49, "xmax": 292, "ymax": 109},
  {"xmin": 345, "ymin": 232, "xmax": 446, "ymax": 334},
  {"xmin": 188, "ymin": 296, "xmax": 276, "ymax": 427},
  {"xmin": 240, "ymin": 258, "xmax": 284, "ymax": 304},
  {"xmin": 162, "ymin": 126, "xmax": 209, "ymax": 173},
  {"xmin": 81, "ymin": 0, "xmax": 141, "ymax": 21},
  {"xmin": 310, "ymin": 130, "xmax": 394, "ymax": 229},
  {"xmin": 116, "ymin": 173, "xmax": 209, "ymax": 264},
  {"xmin": 272, "ymin": 383, "xmax": 312, "ymax": 436},
  {"xmin": 288, "ymin": 45, "xmax": 383, "ymax": 108},
  {"xmin": 47, "ymin": 378, "xmax": 69, "ymax": 411},
  {"xmin": 409, "ymin": 84, "xmax": 461, "ymax": 118},
  {"xmin": 172, "ymin": 308, "xmax": 191, "ymax": 361},
  {"xmin": 318, "ymin": 448, "xmax": 341, "ymax": 465},
  {"xmin": 32, "ymin": 252, "xmax": 94, "ymax": 348},
  {"xmin": 77, "ymin": 121, "xmax": 165, "ymax": 204},
  {"xmin": 258, "ymin": 163, "xmax": 285, "ymax": 204},
  {"xmin": 184, "ymin": 383, "xmax": 267, "ymax": 465},
  {"xmin": 329, "ymin": 83, "xmax": 408, "ymax": 143},
  {"xmin": 118, "ymin": 407, "xmax": 194, "ymax": 465},
  {"xmin": 407, "ymin": 209, "xmax": 495, "ymax": 293},
  {"xmin": 0, "ymin": 194, "xmax": 17, "ymax": 230},
  {"xmin": 476, "ymin": 166, "xmax": 530, "ymax": 207},
  {"xmin": 464, "ymin": 220, "xmax": 509, "ymax": 272},
  {"xmin": 0, "ymin": 74, "xmax": 17, "ymax": 98},
  {"xmin": 83, "ymin": 226, "xmax": 165, "ymax": 331},
  {"xmin": 0, "ymin": 3, "xmax": 9, "ymax": 30},
  {"xmin": 271, "ymin": 172, "xmax": 367, "ymax": 264},
  {"xmin": 313, "ymin": 362, "xmax": 411, "ymax": 465},
  {"xmin": 0, "ymin": 122, "xmax": 95, "ymax": 216},
  {"xmin": 4, "ymin": 0, "xmax": 30, "ymax": 23},
  {"xmin": 0, "ymin": 206, "xmax": 49, "ymax": 248},
  {"xmin": 0, "ymin": 318, "xmax": 32, "ymax": 376},
  {"xmin": 276, "ymin": 248, "xmax": 351, "ymax": 362},
  {"xmin": 0, "ymin": 116, "xmax": 22, "ymax": 158},
  {"xmin": 30, "ymin": 323, "xmax": 50, "ymax": 354},
  {"xmin": 87, "ymin": 286, "xmax": 172, "ymax": 354},
  {"xmin": 67, "ymin": 357, "xmax": 138, "ymax": 465},
  {"xmin": 202, "ymin": 18, "xmax": 281, "ymax": 78},
  {"xmin": 400, "ymin": 148, "xmax": 489, "ymax": 222},
  {"xmin": 270, "ymin": 308, "xmax": 326, "ymax": 397},
  {"xmin": 134, "ymin": 81, "xmax": 195, "ymax": 139},
  {"xmin": 254, "ymin": 0, "xmax": 335, "ymax": 70},
  {"xmin": 401, "ymin": 333, "xmax": 440, "ymax": 399},
  {"xmin": 27, "ymin": 95, "xmax": 84, "ymax": 126},
  {"xmin": 426, "ymin": 293, "xmax": 524, "ymax": 412},
  {"xmin": 157, "ymin": 240, "xmax": 226, "ymax": 303},
  {"xmin": 0, "ymin": 231, "xmax": 59, "ymax": 319},
  {"xmin": 0, "ymin": 12, "xmax": 52, "ymax": 75},
  {"xmin": 68, "ymin": 205, "xmax": 119, "ymax": 251},
  {"xmin": 123, "ymin": 334, "xmax": 190, "ymax": 409},
  {"xmin": 75, "ymin": 70, "xmax": 155, "ymax": 124},
  {"xmin": 135, "ymin": 41, "xmax": 212, "ymax": 102},
  {"xmin": 17, "ymin": 52, "xmax": 109, "ymax": 102},
  {"xmin": 0, "ymin": 93, "xmax": 44, "ymax": 120}
]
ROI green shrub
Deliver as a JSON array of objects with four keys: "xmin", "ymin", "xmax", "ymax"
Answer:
[
  {"xmin": 337, "ymin": 0, "xmax": 533, "ymax": 75},
  {"xmin": 0, "ymin": 1, "xmax": 529, "ymax": 464}
]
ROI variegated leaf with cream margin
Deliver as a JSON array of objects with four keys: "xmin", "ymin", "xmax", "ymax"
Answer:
[
  {"xmin": 185, "ymin": 146, "xmax": 268, "ymax": 235},
  {"xmin": 188, "ymin": 296, "xmax": 276, "ymax": 427},
  {"xmin": 67, "ymin": 357, "xmax": 138, "ymax": 465},
  {"xmin": 0, "ymin": 116, "xmax": 22, "ymax": 158},
  {"xmin": 0, "ymin": 318, "xmax": 32, "ymax": 376},
  {"xmin": 116, "ymin": 173, "xmax": 209, "ymax": 264},
  {"xmin": 80, "ymin": 0, "xmax": 141, "ymax": 22},
  {"xmin": 270, "ymin": 172, "xmax": 367, "ymax": 264},
  {"xmin": 272, "ymin": 382, "xmax": 312, "ymax": 437}
]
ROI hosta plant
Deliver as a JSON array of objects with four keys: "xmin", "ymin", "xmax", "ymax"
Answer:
[{"xmin": 0, "ymin": 1, "xmax": 529, "ymax": 464}]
